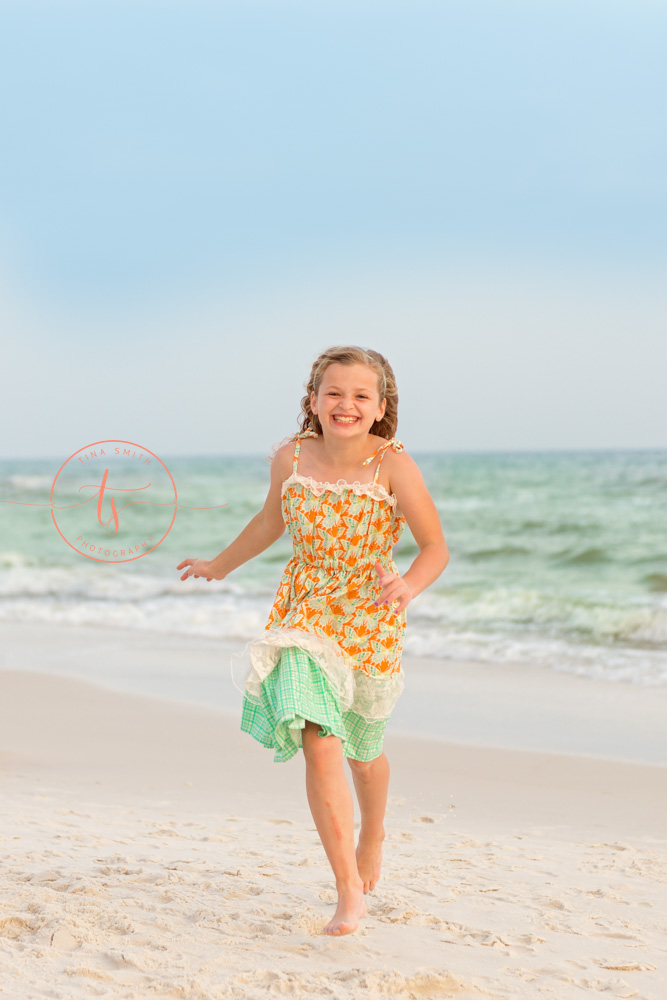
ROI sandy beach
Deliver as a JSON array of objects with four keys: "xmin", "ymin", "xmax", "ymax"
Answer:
[{"xmin": 1, "ymin": 623, "xmax": 666, "ymax": 999}]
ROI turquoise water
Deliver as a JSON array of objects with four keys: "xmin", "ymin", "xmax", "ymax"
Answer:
[{"xmin": 1, "ymin": 449, "xmax": 666, "ymax": 686}]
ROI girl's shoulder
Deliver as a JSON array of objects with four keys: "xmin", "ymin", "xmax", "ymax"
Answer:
[
  {"xmin": 368, "ymin": 435, "xmax": 406, "ymax": 460},
  {"xmin": 265, "ymin": 435, "xmax": 299, "ymax": 470},
  {"xmin": 383, "ymin": 443, "xmax": 427, "ymax": 500}
]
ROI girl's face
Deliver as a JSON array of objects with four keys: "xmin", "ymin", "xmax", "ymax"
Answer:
[{"xmin": 311, "ymin": 363, "xmax": 386, "ymax": 438}]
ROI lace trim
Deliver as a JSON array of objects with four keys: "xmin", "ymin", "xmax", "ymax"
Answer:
[
  {"xmin": 281, "ymin": 471, "xmax": 399, "ymax": 508},
  {"xmin": 231, "ymin": 626, "xmax": 405, "ymax": 721}
]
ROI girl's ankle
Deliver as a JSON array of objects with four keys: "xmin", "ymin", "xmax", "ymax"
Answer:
[
  {"xmin": 359, "ymin": 825, "xmax": 386, "ymax": 842},
  {"xmin": 336, "ymin": 876, "xmax": 364, "ymax": 893}
]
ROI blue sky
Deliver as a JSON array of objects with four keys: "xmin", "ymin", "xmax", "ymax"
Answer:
[{"xmin": 1, "ymin": 0, "xmax": 666, "ymax": 456}]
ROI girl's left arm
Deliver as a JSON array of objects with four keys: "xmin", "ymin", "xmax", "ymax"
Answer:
[{"xmin": 387, "ymin": 450, "xmax": 449, "ymax": 605}]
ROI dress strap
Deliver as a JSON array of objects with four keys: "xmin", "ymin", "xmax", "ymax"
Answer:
[
  {"xmin": 362, "ymin": 438, "xmax": 405, "ymax": 484},
  {"xmin": 292, "ymin": 428, "xmax": 318, "ymax": 474}
]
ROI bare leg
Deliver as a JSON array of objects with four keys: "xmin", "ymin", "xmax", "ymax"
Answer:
[
  {"xmin": 347, "ymin": 752, "xmax": 390, "ymax": 893},
  {"xmin": 302, "ymin": 720, "xmax": 367, "ymax": 935}
]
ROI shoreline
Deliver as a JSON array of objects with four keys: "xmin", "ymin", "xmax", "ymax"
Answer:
[
  {"xmin": 2, "ymin": 619, "xmax": 666, "ymax": 766},
  {"xmin": 1, "ymin": 660, "xmax": 666, "ymax": 844}
]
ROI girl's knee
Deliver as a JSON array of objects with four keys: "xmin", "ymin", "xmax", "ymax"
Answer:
[
  {"xmin": 347, "ymin": 756, "xmax": 373, "ymax": 772},
  {"xmin": 302, "ymin": 720, "xmax": 341, "ymax": 759},
  {"xmin": 347, "ymin": 752, "xmax": 385, "ymax": 771}
]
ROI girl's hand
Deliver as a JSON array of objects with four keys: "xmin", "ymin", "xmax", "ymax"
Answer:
[
  {"xmin": 177, "ymin": 558, "xmax": 216, "ymax": 582},
  {"xmin": 372, "ymin": 560, "xmax": 413, "ymax": 613}
]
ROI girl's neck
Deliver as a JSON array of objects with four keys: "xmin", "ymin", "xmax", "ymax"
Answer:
[{"xmin": 306, "ymin": 432, "xmax": 384, "ymax": 478}]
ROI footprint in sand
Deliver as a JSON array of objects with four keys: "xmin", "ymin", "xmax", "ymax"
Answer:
[
  {"xmin": 0, "ymin": 916, "xmax": 38, "ymax": 940},
  {"xmin": 28, "ymin": 869, "xmax": 62, "ymax": 883},
  {"xmin": 362, "ymin": 969, "xmax": 473, "ymax": 997},
  {"xmin": 50, "ymin": 926, "xmax": 81, "ymax": 951}
]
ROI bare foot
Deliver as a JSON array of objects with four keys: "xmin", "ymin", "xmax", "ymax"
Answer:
[
  {"xmin": 323, "ymin": 882, "xmax": 367, "ymax": 936},
  {"xmin": 355, "ymin": 828, "xmax": 385, "ymax": 893}
]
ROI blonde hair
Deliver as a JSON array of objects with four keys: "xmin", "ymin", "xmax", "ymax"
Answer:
[{"xmin": 295, "ymin": 345, "xmax": 398, "ymax": 441}]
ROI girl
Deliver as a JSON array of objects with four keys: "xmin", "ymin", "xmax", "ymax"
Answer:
[{"xmin": 177, "ymin": 345, "xmax": 449, "ymax": 937}]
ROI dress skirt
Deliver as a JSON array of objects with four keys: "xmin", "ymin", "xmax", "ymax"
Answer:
[{"xmin": 240, "ymin": 646, "xmax": 389, "ymax": 763}]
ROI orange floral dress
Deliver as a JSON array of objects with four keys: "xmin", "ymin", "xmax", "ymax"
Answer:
[{"xmin": 232, "ymin": 430, "xmax": 407, "ymax": 750}]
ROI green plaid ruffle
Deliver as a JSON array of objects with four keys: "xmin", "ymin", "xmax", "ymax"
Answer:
[{"xmin": 240, "ymin": 645, "xmax": 389, "ymax": 763}]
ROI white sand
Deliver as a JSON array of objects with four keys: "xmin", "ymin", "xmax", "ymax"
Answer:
[{"xmin": 1, "ymin": 623, "xmax": 666, "ymax": 999}]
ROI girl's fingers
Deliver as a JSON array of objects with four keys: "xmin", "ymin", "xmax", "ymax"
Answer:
[
  {"xmin": 376, "ymin": 583, "xmax": 412, "ymax": 609},
  {"xmin": 374, "ymin": 564, "xmax": 411, "ymax": 609},
  {"xmin": 375, "ymin": 562, "xmax": 395, "ymax": 584},
  {"xmin": 374, "ymin": 563, "xmax": 401, "ymax": 592},
  {"xmin": 375, "ymin": 587, "xmax": 401, "ymax": 605}
]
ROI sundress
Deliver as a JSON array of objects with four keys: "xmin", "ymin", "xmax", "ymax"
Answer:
[{"xmin": 231, "ymin": 429, "xmax": 407, "ymax": 763}]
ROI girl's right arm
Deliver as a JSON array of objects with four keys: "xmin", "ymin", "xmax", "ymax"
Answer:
[{"xmin": 177, "ymin": 443, "xmax": 293, "ymax": 582}]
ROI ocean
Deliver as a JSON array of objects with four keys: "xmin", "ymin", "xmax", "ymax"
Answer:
[{"xmin": 1, "ymin": 448, "xmax": 666, "ymax": 689}]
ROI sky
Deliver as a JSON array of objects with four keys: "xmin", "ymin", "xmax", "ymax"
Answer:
[{"xmin": 1, "ymin": 0, "xmax": 666, "ymax": 458}]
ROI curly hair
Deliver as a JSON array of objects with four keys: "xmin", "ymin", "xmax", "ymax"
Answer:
[{"xmin": 295, "ymin": 345, "xmax": 399, "ymax": 441}]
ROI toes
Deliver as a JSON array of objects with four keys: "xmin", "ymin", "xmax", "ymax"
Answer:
[{"xmin": 324, "ymin": 920, "xmax": 355, "ymax": 936}]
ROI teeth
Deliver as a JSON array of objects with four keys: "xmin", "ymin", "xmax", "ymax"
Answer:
[{"xmin": 333, "ymin": 416, "xmax": 358, "ymax": 423}]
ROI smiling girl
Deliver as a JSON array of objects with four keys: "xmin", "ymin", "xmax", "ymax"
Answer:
[{"xmin": 177, "ymin": 345, "xmax": 449, "ymax": 936}]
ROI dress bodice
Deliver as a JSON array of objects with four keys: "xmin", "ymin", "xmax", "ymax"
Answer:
[{"xmin": 280, "ymin": 430, "xmax": 406, "ymax": 570}]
